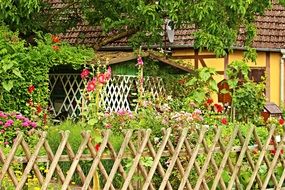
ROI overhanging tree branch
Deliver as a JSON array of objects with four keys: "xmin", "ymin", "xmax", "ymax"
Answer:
[
  {"xmin": 94, "ymin": 29, "xmax": 137, "ymax": 50},
  {"xmin": 44, "ymin": 1, "xmax": 78, "ymax": 28}
]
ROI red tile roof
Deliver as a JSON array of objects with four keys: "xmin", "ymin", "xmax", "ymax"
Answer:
[{"xmin": 56, "ymin": 2, "xmax": 285, "ymax": 50}]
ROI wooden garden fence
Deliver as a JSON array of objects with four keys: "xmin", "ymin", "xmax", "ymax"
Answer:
[{"xmin": 1, "ymin": 125, "xmax": 285, "ymax": 190}]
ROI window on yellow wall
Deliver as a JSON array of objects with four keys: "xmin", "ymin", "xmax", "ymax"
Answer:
[{"xmin": 249, "ymin": 67, "xmax": 265, "ymax": 83}]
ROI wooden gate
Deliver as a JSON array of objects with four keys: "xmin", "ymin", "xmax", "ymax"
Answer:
[{"xmin": 1, "ymin": 125, "xmax": 285, "ymax": 189}]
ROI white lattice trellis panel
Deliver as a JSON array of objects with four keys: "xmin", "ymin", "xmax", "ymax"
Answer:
[{"xmin": 49, "ymin": 74, "xmax": 165, "ymax": 117}]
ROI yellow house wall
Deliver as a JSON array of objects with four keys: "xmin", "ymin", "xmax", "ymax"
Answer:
[
  {"xmin": 270, "ymin": 53, "xmax": 281, "ymax": 105},
  {"xmin": 172, "ymin": 49, "xmax": 282, "ymax": 105}
]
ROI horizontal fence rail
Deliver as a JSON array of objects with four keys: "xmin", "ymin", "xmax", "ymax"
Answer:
[{"xmin": 1, "ymin": 125, "xmax": 285, "ymax": 189}]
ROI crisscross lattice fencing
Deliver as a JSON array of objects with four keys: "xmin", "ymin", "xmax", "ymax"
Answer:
[
  {"xmin": 1, "ymin": 125, "xmax": 285, "ymax": 189},
  {"xmin": 49, "ymin": 74, "xmax": 165, "ymax": 117}
]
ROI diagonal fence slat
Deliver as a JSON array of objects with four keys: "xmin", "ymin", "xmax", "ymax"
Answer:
[
  {"xmin": 87, "ymin": 140, "xmax": 117, "ymax": 190},
  {"xmin": 211, "ymin": 126, "xmax": 239, "ymax": 190},
  {"xmin": 145, "ymin": 134, "xmax": 173, "ymax": 190},
  {"xmin": 178, "ymin": 126, "xmax": 207, "ymax": 190},
  {"xmin": 194, "ymin": 126, "xmax": 223, "ymax": 190},
  {"xmin": 103, "ymin": 130, "xmax": 133, "ymax": 190},
  {"xmin": 213, "ymin": 127, "xmax": 242, "ymax": 190},
  {"xmin": 246, "ymin": 125, "xmax": 276, "ymax": 190},
  {"xmin": 159, "ymin": 128, "xmax": 189, "ymax": 190},
  {"xmin": 106, "ymin": 140, "xmax": 132, "ymax": 190},
  {"xmin": 41, "ymin": 131, "xmax": 70, "ymax": 190},
  {"xmin": 0, "ymin": 133, "xmax": 23, "ymax": 183},
  {"xmin": 142, "ymin": 128, "xmax": 172, "ymax": 190},
  {"xmin": 16, "ymin": 132, "xmax": 47, "ymax": 190},
  {"xmin": 82, "ymin": 130, "xmax": 111, "ymax": 190},
  {"xmin": 121, "ymin": 129, "xmax": 152, "ymax": 190},
  {"xmin": 227, "ymin": 124, "xmax": 255, "ymax": 190},
  {"xmin": 127, "ymin": 131, "xmax": 156, "ymax": 190},
  {"xmin": 61, "ymin": 131, "xmax": 91, "ymax": 190},
  {"xmin": 262, "ymin": 132, "xmax": 285, "ymax": 189},
  {"xmin": 183, "ymin": 132, "xmax": 209, "ymax": 190},
  {"xmin": 2, "ymin": 126, "xmax": 285, "ymax": 189},
  {"xmin": 163, "ymin": 128, "xmax": 193, "ymax": 190},
  {"xmin": 0, "ymin": 141, "xmax": 19, "ymax": 187},
  {"xmin": 43, "ymin": 136, "xmax": 67, "ymax": 186}
]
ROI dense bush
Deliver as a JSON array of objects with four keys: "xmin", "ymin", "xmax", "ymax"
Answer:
[{"xmin": 0, "ymin": 25, "xmax": 94, "ymax": 117}]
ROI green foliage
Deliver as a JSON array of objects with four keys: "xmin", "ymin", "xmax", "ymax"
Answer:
[
  {"xmin": 185, "ymin": 67, "xmax": 218, "ymax": 104},
  {"xmin": 0, "ymin": 25, "xmax": 94, "ymax": 116},
  {"xmin": 234, "ymin": 81, "xmax": 266, "ymax": 121},
  {"xmin": 0, "ymin": 0, "xmax": 280, "ymax": 57},
  {"xmin": 225, "ymin": 60, "xmax": 266, "ymax": 122}
]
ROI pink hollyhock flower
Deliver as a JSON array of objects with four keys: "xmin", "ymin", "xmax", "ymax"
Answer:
[
  {"xmin": 105, "ymin": 66, "xmax": 112, "ymax": 80},
  {"xmin": 81, "ymin": 69, "xmax": 90, "ymax": 79},
  {"xmin": 87, "ymin": 80, "xmax": 96, "ymax": 92},
  {"xmin": 137, "ymin": 56, "xmax": 144, "ymax": 66},
  {"xmin": 98, "ymin": 73, "xmax": 106, "ymax": 84},
  {"xmin": 4, "ymin": 141, "xmax": 9, "ymax": 145},
  {"xmin": 28, "ymin": 85, "xmax": 35, "ymax": 94},
  {"xmin": 0, "ymin": 129, "xmax": 5, "ymax": 134},
  {"xmin": 117, "ymin": 109, "xmax": 126, "ymax": 115},
  {"xmin": 0, "ymin": 121, "xmax": 3, "ymax": 125}
]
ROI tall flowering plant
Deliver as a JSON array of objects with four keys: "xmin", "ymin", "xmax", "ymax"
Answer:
[
  {"xmin": 0, "ymin": 111, "xmax": 39, "ymax": 145},
  {"xmin": 80, "ymin": 60, "xmax": 112, "ymax": 126},
  {"xmin": 136, "ymin": 50, "xmax": 144, "ymax": 109}
]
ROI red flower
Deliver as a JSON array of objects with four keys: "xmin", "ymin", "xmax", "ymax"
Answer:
[
  {"xmin": 221, "ymin": 118, "xmax": 228, "ymax": 125},
  {"xmin": 98, "ymin": 73, "xmax": 106, "ymax": 84},
  {"xmin": 206, "ymin": 98, "xmax": 213, "ymax": 105},
  {"xmin": 80, "ymin": 69, "xmax": 90, "ymax": 79},
  {"xmin": 36, "ymin": 105, "xmax": 42, "ymax": 114},
  {"xmin": 87, "ymin": 79, "xmax": 96, "ymax": 92},
  {"xmin": 279, "ymin": 118, "xmax": 285, "ymax": 125},
  {"xmin": 28, "ymin": 85, "xmax": 35, "ymax": 94},
  {"xmin": 52, "ymin": 35, "xmax": 60, "ymax": 43},
  {"xmin": 271, "ymin": 149, "xmax": 284, "ymax": 155},
  {"xmin": 214, "ymin": 103, "xmax": 223, "ymax": 113},
  {"xmin": 95, "ymin": 144, "xmax": 100, "ymax": 152},
  {"xmin": 52, "ymin": 45, "xmax": 60, "ymax": 51}
]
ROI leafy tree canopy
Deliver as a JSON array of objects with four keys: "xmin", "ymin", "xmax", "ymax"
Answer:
[{"xmin": 1, "ymin": 0, "xmax": 285, "ymax": 57}]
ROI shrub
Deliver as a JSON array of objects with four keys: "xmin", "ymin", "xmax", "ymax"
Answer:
[{"xmin": 0, "ymin": 111, "xmax": 40, "ymax": 145}]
